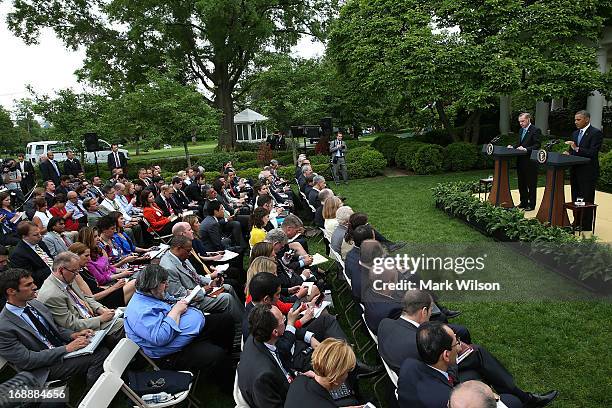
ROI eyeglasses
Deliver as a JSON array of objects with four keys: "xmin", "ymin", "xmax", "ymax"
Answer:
[
  {"xmin": 450, "ymin": 337, "xmax": 462, "ymax": 348},
  {"xmin": 62, "ymin": 267, "xmax": 80, "ymax": 275}
]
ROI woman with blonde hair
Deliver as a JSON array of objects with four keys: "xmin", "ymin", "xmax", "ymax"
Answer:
[
  {"xmin": 245, "ymin": 255, "xmax": 278, "ymax": 296},
  {"xmin": 245, "ymin": 256, "xmax": 315, "ymax": 303},
  {"xmin": 322, "ymin": 196, "xmax": 343, "ymax": 238},
  {"xmin": 249, "ymin": 241, "xmax": 274, "ymax": 262},
  {"xmin": 284, "ymin": 338, "xmax": 360, "ymax": 407}
]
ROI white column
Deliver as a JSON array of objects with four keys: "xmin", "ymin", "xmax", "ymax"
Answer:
[
  {"xmin": 535, "ymin": 100, "xmax": 550, "ymax": 135},
  {"xmin": 551, "ymin": 98, "xmax": 564, "ymax": 110},
  {"xmin": 499, "ymin": 95, "xmax": 511, "ymax": 135},
  {"xmin": 586, "ymin": 47, "xmax": 609, "ymax": 129}
]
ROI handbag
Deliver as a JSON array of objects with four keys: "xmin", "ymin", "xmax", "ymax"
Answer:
[{"xmin": 127, "ymin": 370, "xmax": 192, "ymax": 396}]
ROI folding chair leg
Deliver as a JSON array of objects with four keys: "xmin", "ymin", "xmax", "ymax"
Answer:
[{"xmin": 372, "ymin": 372, "xmax": 389, "ymax": 406}]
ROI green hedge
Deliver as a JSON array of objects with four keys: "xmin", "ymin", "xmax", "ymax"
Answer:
[
  {"xmin": 395, "ymin": 141, "xmax": 425, "ymax": 170},
  {"xmin": 376, "ymin": 136, "xmax": 404, "ymax": 165},
  {"xmin": 345, "ymin": 147, "xmax": 386, "ymax": 178},
  {"xmin": 432, "ymin": 181, "xmax": 612, "ymax": 285},
  {"xmin": 599, "ymin": 151, "xmax": 612, "ymax": 193},
  {"xmin": 443, "ymin": 142, "xmax": 479, "ymax": 171},
  {"xmin": 412, "ymin": 144, "xmax": 444, "ymax": 174},
  {"xmin": 414, "ymin": 129, "xmax": 454, "ymax": 146},
  {"xmin": 371, "ymin": 134, "xmax": 399, "ymax": 151}
]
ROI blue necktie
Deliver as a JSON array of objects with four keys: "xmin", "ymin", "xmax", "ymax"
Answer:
[
  {"xmin": 520, "ymin": 128, "xmax": 527, "ymax": 142},
  {"xmin": 577, "ymin": 129, "xmax": 585, "ymax": 145}
]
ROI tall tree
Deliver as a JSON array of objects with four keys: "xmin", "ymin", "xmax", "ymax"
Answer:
[
  {"xmin": 7, "ymin": 0, "xmax": 338, "ymax": 149},
  {"xmin": 0, "ymin": 106, "xmax": 18, "ymax": 153}
]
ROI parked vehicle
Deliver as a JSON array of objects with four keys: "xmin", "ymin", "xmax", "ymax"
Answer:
[{"xmin": 25, "ymin": 140, "xmax": 129, "ymax": 165}]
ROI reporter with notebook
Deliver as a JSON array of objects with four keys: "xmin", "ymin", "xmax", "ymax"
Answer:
[
  {"xmin": 124, "ymin": 264, "xmax": 234, "ymax": 393},
  {"xmin": 37, "ymin": 252, "xmax": 124, "ymax": 347},
  {"xmin": 0, "ymin": 268, "xmax": 108, "ymax": 387}
]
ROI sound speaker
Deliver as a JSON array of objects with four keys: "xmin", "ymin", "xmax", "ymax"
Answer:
[
  {"xmin": 290, "ymin": 126, "xmax": 304, "ymax": 137},
  {"xmin": 84, "ymin": 133, "xmax": 99, "ymax": 152},
  {"xmin": 320, "ymin": 117, "xmax": 333, "ymax": 137}
]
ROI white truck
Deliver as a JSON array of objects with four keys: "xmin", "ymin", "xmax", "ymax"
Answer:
[{"xmin": 25, "ymin": 139, "xmax": 129, "ymax": 164}]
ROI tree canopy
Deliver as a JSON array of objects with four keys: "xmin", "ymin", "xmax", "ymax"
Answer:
[{"xmin": 7, "ymin": 0, "xmax": 339, "ymax": 149}]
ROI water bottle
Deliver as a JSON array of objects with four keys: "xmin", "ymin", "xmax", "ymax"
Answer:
[{"xmin": 141, "ymin": 392, "xmax": 171, "ymax": 403}]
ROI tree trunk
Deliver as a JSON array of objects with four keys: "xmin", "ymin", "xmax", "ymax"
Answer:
[
  {"xmin": 215, "ymin": 66, "xmax": 235, "ymax": 150},
  {"xmin": 462, "ymin": 110, "xmax": 481, "ymax": 143},
  {"xmin": 435, "ymin": 102, "xmax": 458, "ymax": 142},
  {"xmin": 470, "ymin": 111, "xmax": 482, "ymax": 144},
  {"xmin": 135, "ymin": 135, "xmax": 141, "ymax": 156},
  {"xmin": 183, "ymin": 139, "xmax": 191, "ymax": 168}
]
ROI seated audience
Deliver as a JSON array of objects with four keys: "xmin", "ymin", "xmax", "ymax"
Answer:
[
  {"xmin": 41, "ymin": 216, "xmax": 73, "ymax": 257},
  {"xmin": 77, "ymin": 226, "xmax": 134, "ymax": 285},
  {"xmin": 200, "ymin": 199, "xmax": 245, "ymax": 253},
  {"xmin": 0, "ymin": 268, "xmax": 108, "ymax": 387},
  {"xmin": 36, "ymin": 251, "xmax": 124, "ymax": 340},
  {"xmin": 160, "ymin": 235, "xmax": 243, "ymax": 323},
  {"xmin": 124, "ymin": 264, "xmax": 234, "ymax": 393},
  {"xmin": 69, "ymin": 242, "xmax": 136, "ymax": 308},
  {"xmin": 32, "ymin": 197, "xmax": 53, "ymax": 233},
  {"xmin": 322, "ymin": 196, "xmax": 343, "ymax": 238},
  {"xmin": 330, "ymin": 205, "xmax": 354, "ymax": 259},
  {"xmin": 141, "ymin": 189, "xmax": 178, "ymax": 236},
  {"xmin": 284, "ymin": 338, "xmax": 359, "ymax": 408},
  {"xmin": 106, "ymin": 211, "xmax": 149, "ymax": 258},
  {"xmin": 450, "ymin": 380, "xmax": 506, "ymax": 408},
  {"xmin": 308, "ymin": 175, "xmax": 326, "ymax": 208},
  {"xmin": 65, "ymin": 191, "xmax": 88, "ymax": 227},
  {"xmin": 96, "ymin": 216, "xmax": 140, "ymax": 267},
  {"xmin": 249, "ymin": 207, "xmax": 270, "ymax": 248},
  {"xmin": 23, "ymin": 187, "xmax": 44, "ymax": 220},
  {"xmin": 83, "ymin": 197, "xmax": 105, "ymax": 228},
  {"xmin": 9, "ymin": 221, "xmax": 53, "ymax": 287},
  {"xmin": 314, "ymin": 188, "xmax": 334, "ymax": 228},
  {"xmin": 0, "ymin": 191, "xmax": 20, "ymax": 246},
  {"xmin": 397, "ymin": 321, "xmax": 557, "ymax": 408},
  {"xmin": 48, "ymin": 194, "xmax": 79, "ymax": 232}
]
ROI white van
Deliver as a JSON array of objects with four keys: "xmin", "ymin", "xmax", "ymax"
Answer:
[{"xmin": 25, "ymin": 139, "xmax": 129, "ymax": 165}]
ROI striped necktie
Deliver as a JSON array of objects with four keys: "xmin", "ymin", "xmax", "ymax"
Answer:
[{"xmin": 33, "ymin": 245, "xmax": 53, "ymax": 268}]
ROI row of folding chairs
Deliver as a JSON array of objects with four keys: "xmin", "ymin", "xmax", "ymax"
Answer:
[
  {"xmin": 322, "ymin": 231, "xmax": 399, "ymax": 404},
  {"xmin": 79, "ymin": 338, "xmax": 198, "ymax": 408}
]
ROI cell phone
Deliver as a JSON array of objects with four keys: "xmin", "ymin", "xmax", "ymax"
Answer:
[
  {"xmin": 314, "ymin": 293, "xmax": 324, "ymax": 307},
  {"xmin": 291, "ymin": 300, "xmax": 302, "ymax": 311}
]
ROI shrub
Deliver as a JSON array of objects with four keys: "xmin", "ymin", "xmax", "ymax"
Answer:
[
  {"xmin": 376, "ymin": 136, "xmax": 404, "ymax": 165},
  {"xmin": 412, "ymin": 144, "xmax": 444, "ymax": 174},
  {"xmin": 348, "ymin": 148, "xmax": 386, "ymax": 178},
  {"xmin": 371, "ymin": 134, "xmax": 398, "ymax": 151},
  {"xmin": 395, "ymin": 141, "xmax": 426, "ymax": 169},
  {"xmin": 345, "ymin": 139, "xmax": 371, "ymax": 149},
  {"xmin": 237, "ymin": 167, "xmax": 263, "ymax": 181},
  {"xmin": 414, "ymin": 129, "xmax": 453, "ymax": 146},
  {"xmin": 601, "ymin": 138, "xmax": 612, "ymax": 154},
  {"xmin": 309, "ymin": 155, "xmax": 331, "ymax": 165},
  {"xmin": 443, "ymin": 142, "xmax": 479, "ymax": 171},
  {"xmin": 233, "ymin": 151, "xmax": 258, "ymax": 162},
  {"xmin": 198, "ymin": 151, "xmax": 234, "ymax": 172},
  {"xmin": 599, "ymin": 151, "xmax": 612, "ymax": 193}
]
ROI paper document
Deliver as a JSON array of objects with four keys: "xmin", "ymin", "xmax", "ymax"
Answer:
[
  {"xmin": 149, "ymin": 244, "xmax": 170, "ymax": 259},
  {"xmin": 312, "ymin": 301, "xmax": 331, "ymax": 319},
  {"xmin": 10, "ymin": 212, "xmax": 24, "ymax": 224},
  {"xmin": 301, "ymin": 281, "xmax": 315, "ymax": 296},
  {"xmin": 184, "ymin": 286, "xmax": 202, "ymax": 303},
  {"xmin": 310, "ymin": 253, "xmax": 329, "ymax": 266},
  {"xmin": 214, "ymin": 264, "xmax": 230, "ymax": 273},
  {"xmin": 181, "ymin": 210, "xmax": 194, "ymax": 216},
  {"xmin": 64, "ymin": 312, "xmax": 123, "ymax": 359},
  {"xmin": 219, "ymin": 250, "xmax": 239, "ymax": 262}
]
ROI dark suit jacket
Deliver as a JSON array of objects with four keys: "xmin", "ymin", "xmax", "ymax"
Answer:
[
  {"xmin": 398, "ymin": 358, "xmax": 452, "ymax": 408},
  {"xmin": 345, "ymin": 247, "xmax": 363, "ymax": 301},
  {"xmin": 199, "ymin": 215, "xmax": 225, "ymax": 252},
  {"xmin": 39, "ymin": 160, "xmax": 61, "ymax": 185},
  {"xmin": 9, "ymin": 240, "xmax": 53, "ymax": 288},
  {"xmin": 185, "ymin": 183, "xmax": 205, "ymax": 203},
  {"xmin": 569, "ymin": 125, "xmax": 604, "ymax": 180},
  {"xmin": 173, "ymin": 189, "xmax": 191, "ymax": 210},
  {"xmin": 284, "ymin": 376, "xmax": 336, "ymax": 408},
  {"xmin": 362, "ymin": 289, "xmax": 403, "ymax": 335},
  {"xmin": 378, "ymin": 317, "xmax": 420, "ymax": 373},
  {"xmin": 514, "ymin": 125, "xmax": 541, "ymax": 167},
  {"xmin": 107, "ymin": 151, "xmax": 127, "ymax": 170},
  {"xmin": 0, "ymin": 300, "xmax": 73, "ymax": 385},
  {"xmin": 18, "ymin": 160, "xmax": 36, "ymax": 191},
  {"xmin": 154, "ymin": 195, "xmax": 175, "ymax": 217},
  {"xmin": 63, "ymin": 159, "xmax": 83, "ymax": 177},
  {"xmin": 238, "ymin": 336, "xmax": 290, "ymax": 408},
  {"xmin": 307, "ymin": 188, "xmax": 320, "ymax": 208}
]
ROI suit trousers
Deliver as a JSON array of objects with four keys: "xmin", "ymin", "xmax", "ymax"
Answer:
[
  {"xmin": 332, "ymin": 157, "xmax": 348, "ymax": 183},
  {"xmin": 47, "ymin": 346, "xmax": 109, "ymax": 387},
  {"xmin": 155, "ymin": 312, "xmax": 234, "ymax": 393},
  {"xmin": 302, "ymin": 312, "xmax": 347, "ymax": 342},
  {"xmin": 517, "ymin": 158, "xmax": 538, "ymax": 207}
]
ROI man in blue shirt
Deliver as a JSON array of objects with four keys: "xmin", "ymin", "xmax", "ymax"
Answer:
[{"xmin": 124, "ymin": 264, "xmax": 235, "ymax": 393}]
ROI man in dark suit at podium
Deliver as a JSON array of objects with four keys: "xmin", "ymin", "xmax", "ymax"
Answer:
[
  {"xmin": 508, "ymin": 113, "xmax": 541, "ymax": 210},
  {"xmin": 565, "ymin": 110, "xmax": 604, "ymax": 231}
]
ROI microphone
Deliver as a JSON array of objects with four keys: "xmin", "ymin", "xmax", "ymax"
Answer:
[
  {"xmin": 490, "ymin": 136, "xmax": 501, "ymax": 144},
  {"xmin": 544, "ymin": 139, "xmax": 559, "ymax": 150}
]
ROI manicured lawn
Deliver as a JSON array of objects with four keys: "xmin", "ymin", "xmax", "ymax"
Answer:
[
  {"xmin": 326, "ymin": 171, "xmax": 611, "ymax": 408},
  {"xmin": 127, "ymin": 140, "xmax": 218, "ymax": 161}
]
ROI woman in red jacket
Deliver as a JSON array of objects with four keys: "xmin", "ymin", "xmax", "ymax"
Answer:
[
  {"xmin": 48, "ymin": 194, "xmax": 79, "ymax": 232},
  {"xmin": 141, "ymin": 189, "xmax": 177, "ymax": 235}
]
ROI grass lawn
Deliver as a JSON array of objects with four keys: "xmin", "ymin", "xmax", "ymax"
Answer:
[
  {"xmin": 126, "ymin": 140, "xmax": 218, "ymax": 161},
  {"xmin": 325, "ymin": 170, "xmax": 611, "ymax": 408}
]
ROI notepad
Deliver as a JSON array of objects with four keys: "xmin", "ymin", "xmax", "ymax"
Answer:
[
  {"xmin": 219, "ymin": 250, "xmax": 239, "ymax": 262},
  {"xmin": 184, "ymin": 285, "xmax": 202, "ymax": 303},
  {"xmin": 64, "ymin": 312, "xmax": 123, "ymax": 359},
  {"xmin": 149, "ymin": 244, "xmax": 170, "ymax": 259},
  {"xmin": 311, "ymin": 253, "xmax": 329, "ymax": 266}
]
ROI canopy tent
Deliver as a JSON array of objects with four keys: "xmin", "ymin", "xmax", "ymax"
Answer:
[{"xmin": 234, "ymin": 108, "xmax": 269, "ymax": 142}]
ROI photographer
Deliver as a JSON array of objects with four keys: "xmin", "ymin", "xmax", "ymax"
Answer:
[
  {"xmin": 1, "ymin": 159, "xmax": 25, "ymax": 205},
  {"xmin": 329, "ymin": 131, "xmax": 348, "ymax": 186}
]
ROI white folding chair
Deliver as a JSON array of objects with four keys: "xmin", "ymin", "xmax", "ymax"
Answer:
[
  {"xmin": 78, "ymin": 372, "xmax": 124, "ymax": 408},
  {"xmin": 103, "ymin": 338, "xmax": 196, "ymax": 408},
  {"xmin": 141, "ymin": 218, "xmax": 173, "ymax": 244},
  {"xmin": 233, "ymin": 367, "xmax": 250, "ymax": 408}
]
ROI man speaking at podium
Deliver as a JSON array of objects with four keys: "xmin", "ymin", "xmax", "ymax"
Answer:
[
  {"xmin": 564, "ymin": 110, "xmax": 604, "ymax": 231},
  {"xmin": 508, "ymin": 112, "xmax": 541, "ymax": 210}
]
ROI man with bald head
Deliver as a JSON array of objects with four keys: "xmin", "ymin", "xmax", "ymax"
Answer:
[
  {"xmin": 450, "ymin": 380, "xmax": 498, "ymax": 408},
  {"xmin": 65, "ymin": 190, "xmax": 88, "ymax": 227}
]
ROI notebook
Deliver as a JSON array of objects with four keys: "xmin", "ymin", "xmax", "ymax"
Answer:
[{"xmin": 64, "ymin": 310, "xmax": 123, "ymax": 359}]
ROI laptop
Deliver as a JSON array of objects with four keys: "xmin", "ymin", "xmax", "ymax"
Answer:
[{"xmin": 63, "ymin": 310, "xmax": 123, "ymax": 359}]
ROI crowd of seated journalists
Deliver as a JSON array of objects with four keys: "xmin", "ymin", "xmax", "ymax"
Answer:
[{"xmin": 0, "ymin": 155, "xmax": 559, "ymax": 407}]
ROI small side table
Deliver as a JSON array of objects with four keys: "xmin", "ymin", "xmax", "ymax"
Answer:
[
  {"xmin": 563, "ymin": 202, "xmax": 598, "ymax": 235},
  {"xmin": 479, "ymin": 177, "xmax": 493, "ymax": 202}
]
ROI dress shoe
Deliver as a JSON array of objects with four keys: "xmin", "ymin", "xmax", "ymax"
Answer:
[
  {"xmin": 525, "ymin": 390, "xmax": 559, "ymax": 407},
  {"xmin": 385, "ymin": 241, "xmax": 407, "ymax": 252},
  {"xmin": 518, "ymin": 202, "xmax": 527, "ymax": 209},
  {"xmin": 524, "ymin": 206, "xmax": 534, "ymax": 211},
  {"xmin": 355, "ymin": 361, "xmax": 383, "ymax": 379},
  {"xmin": 444, "ymin": 309, "xmax": 461, "ymax": 319}
]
